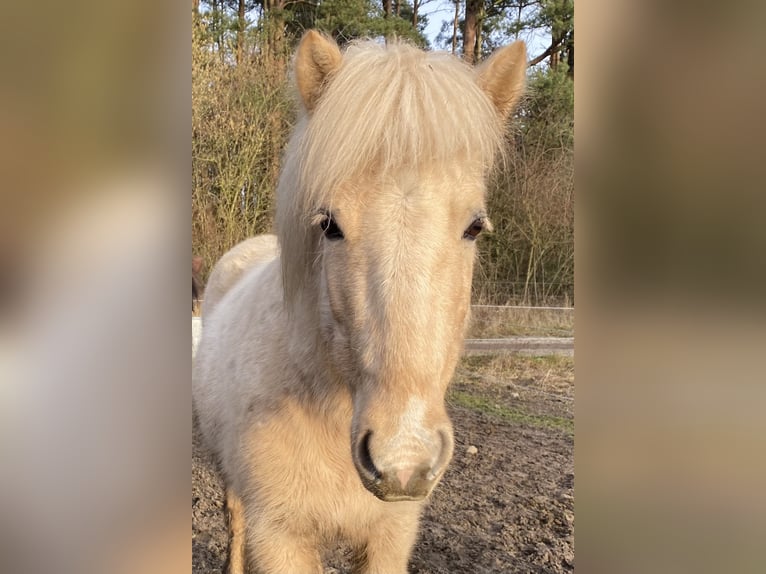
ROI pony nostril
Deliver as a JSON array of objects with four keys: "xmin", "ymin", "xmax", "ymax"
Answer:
[
  {"xmin": 357, "ymin": 431, "xmax": 381, "ymax": 482},
  {"xmin": 428, "ymin": 429, "xmax": 455, "ymax": 481}
]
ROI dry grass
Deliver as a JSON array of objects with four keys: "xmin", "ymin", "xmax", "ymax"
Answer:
[
  {"xmin": 457, "ymin": 353, "xmax": 574, "ymax": 394},
  {"xmin": 467, "ymin": 305, "xmax": 574, "ymax": 338}
]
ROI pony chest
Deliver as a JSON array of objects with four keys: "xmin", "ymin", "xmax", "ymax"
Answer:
[{"xmin": 245, "ymin": 403, "xmax": 388, "ymax": 525}]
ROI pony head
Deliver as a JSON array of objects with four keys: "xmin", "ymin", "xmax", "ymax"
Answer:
[{"xmin": 278, "ymin": 31, "xmax": 526, "ymax": 501}]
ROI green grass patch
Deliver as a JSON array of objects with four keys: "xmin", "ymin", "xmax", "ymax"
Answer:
[{"xmin": 449, "ymin": 389, "xmax": 574, "ymax": 435}]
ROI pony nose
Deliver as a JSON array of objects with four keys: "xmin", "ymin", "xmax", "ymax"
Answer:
[{"xmin": 354, "ymin": 429, "xmax": 454, "ymax": 501}]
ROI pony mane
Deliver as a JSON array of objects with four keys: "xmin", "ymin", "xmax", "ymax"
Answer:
[{"xmin": 277, "ymin": 40, "xmax": 505, "ymax": 305}]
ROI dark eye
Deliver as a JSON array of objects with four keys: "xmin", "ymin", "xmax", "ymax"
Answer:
[
  {"xmin": 320, "ymin": 214, "xmax": 344, "ymax": 240},
  {"xmin": 463, "ymin": 218, "xmax": 485, "ymax": 240}
]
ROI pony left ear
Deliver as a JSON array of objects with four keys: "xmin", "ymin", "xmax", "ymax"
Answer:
[
  {"xmin": 476, "ymin": 41, "xmax": 527, "ymax": 120},
  {"xmin": 295, "ymin": 30, "xmax": 342, "ymax": 114}
]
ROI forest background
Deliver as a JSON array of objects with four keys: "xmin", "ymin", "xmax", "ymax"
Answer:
[{"xmin": 192, "ymin": 0, "xmax": 574, "ymax": 305}]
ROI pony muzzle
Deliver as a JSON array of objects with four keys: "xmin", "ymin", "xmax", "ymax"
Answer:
[{"xmin": 352, "ymin": 428, "xmax": 454, "ymax": 502}]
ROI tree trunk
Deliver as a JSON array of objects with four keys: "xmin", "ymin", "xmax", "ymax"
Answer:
[
  {"xmin": 263, "ymin": 0, "xmax": 286, "ymax": 64},
  {"xmin": 475, "ymin": 3, "xmax": 484, "ymax": 63},
  {"xmin": 192, "ymin": 0, "xmax": 201, "ymax": 32},
  {"xmin": 383, "ymin": 0, "xmax": 391, "ymax": 18},
  {"xmin": 412, "ymin": 0, "xmax": 419, "ymax": 28},
  {"xmin": 464, "ymin": 0, "xmax": 481, "ymax": 64},
  {"xmin": 214, "ymin": 0, "xmax": 223, "ymax": 61},
  {"xmin": 550, "ymin": 44, "xmax": 559, "ymax": 70},
  {"xmin": 566, "ymin": 31, "xmax": 574, "ymax": 78},
  {"xmin": 237, "ymin": 0, "xmax": 246, "ymax": 65},
  {"xmin": 452, "ymin": 0, "xmax": 459, "ymax": 55},
  {"xmin": 549, "ymin": 5, "xmax": 568, "ymax": 71}
]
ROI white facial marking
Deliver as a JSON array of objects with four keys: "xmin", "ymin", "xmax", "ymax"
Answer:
[
  {"xmin": 376, "ymin": 396, "xmax": 436, "ymax": 471},
  {"xmin": 397, "ymin": 396, "xmax": 427, "ymax": 437}
]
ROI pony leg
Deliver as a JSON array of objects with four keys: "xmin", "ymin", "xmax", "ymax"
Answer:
[
  {"xmin": 352, "ymin": 510, "xmax": 421, "ymax": 574},
  {"xmin": 224, "ymin": 488, "xmax": 247, "ymax": 574},
  {"xmin": 247, "ymin": 525, "xmax": 322, "ymax": 574}
]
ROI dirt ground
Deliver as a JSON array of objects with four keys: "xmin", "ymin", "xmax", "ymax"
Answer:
[{"xmin": 193, "ymin": 353, "xmax": 574, "ymax": 573}]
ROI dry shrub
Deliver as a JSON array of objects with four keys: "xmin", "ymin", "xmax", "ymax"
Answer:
[
  {"xmin": 474, "ymin": 143, "xmax": 574, "ymax": 305},
  {"xmin": 475, "ymin": 65, "xmax": 574, "ymax": 306},
  {"xmin": 192, "ymin": 25, "xmax": 293, "ymax": 278}
]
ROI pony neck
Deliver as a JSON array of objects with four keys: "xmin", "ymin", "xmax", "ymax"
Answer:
[{"xmin": 283, "ymin": 281, "xmax": 348, "ymax": 405}]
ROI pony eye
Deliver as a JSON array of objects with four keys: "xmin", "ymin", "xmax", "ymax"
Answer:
[
  {"xmin": 320, "ymin": 214, "xmax": 345, "ymax": 241},
  {"xmin": 463, "ymin": 219, "xmax": 485, "ymax": 240}
]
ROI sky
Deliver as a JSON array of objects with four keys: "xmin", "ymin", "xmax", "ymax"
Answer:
[{"xmin": 420, "ymin": 0, "xmax": 550, "ymax": 60}]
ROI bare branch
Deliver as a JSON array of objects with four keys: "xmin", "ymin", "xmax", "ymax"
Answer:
[{"xmin": 528, "ymin": 37, "xmax": 564, "ymax": 67}]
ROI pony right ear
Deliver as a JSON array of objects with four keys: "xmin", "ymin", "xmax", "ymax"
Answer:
[
  {"xmin": 295, "ymin": 30, "xmax": 342, "ymax": 114},
  {"xmin": 476, "ymin": 41, "xmax": 527, "ymax": 120}
]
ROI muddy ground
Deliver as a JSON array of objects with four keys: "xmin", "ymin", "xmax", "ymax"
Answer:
[{"xmin": 193, "ymin": 354, "xmax": 574, "ymax": 573}]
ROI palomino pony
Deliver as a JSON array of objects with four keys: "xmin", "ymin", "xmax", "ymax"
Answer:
[{"xmin": 193, "ymin": 31, "xmax": 526, "ymax": 574}]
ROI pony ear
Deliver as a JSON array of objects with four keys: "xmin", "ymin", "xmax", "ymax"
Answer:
[
  {"xmin": 476, "ymin": 41, "xmax": 527, "ymax": 120},
  {"xmin": 295, "ymin": 30, "xmax": 342, "ymax": 114}
]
